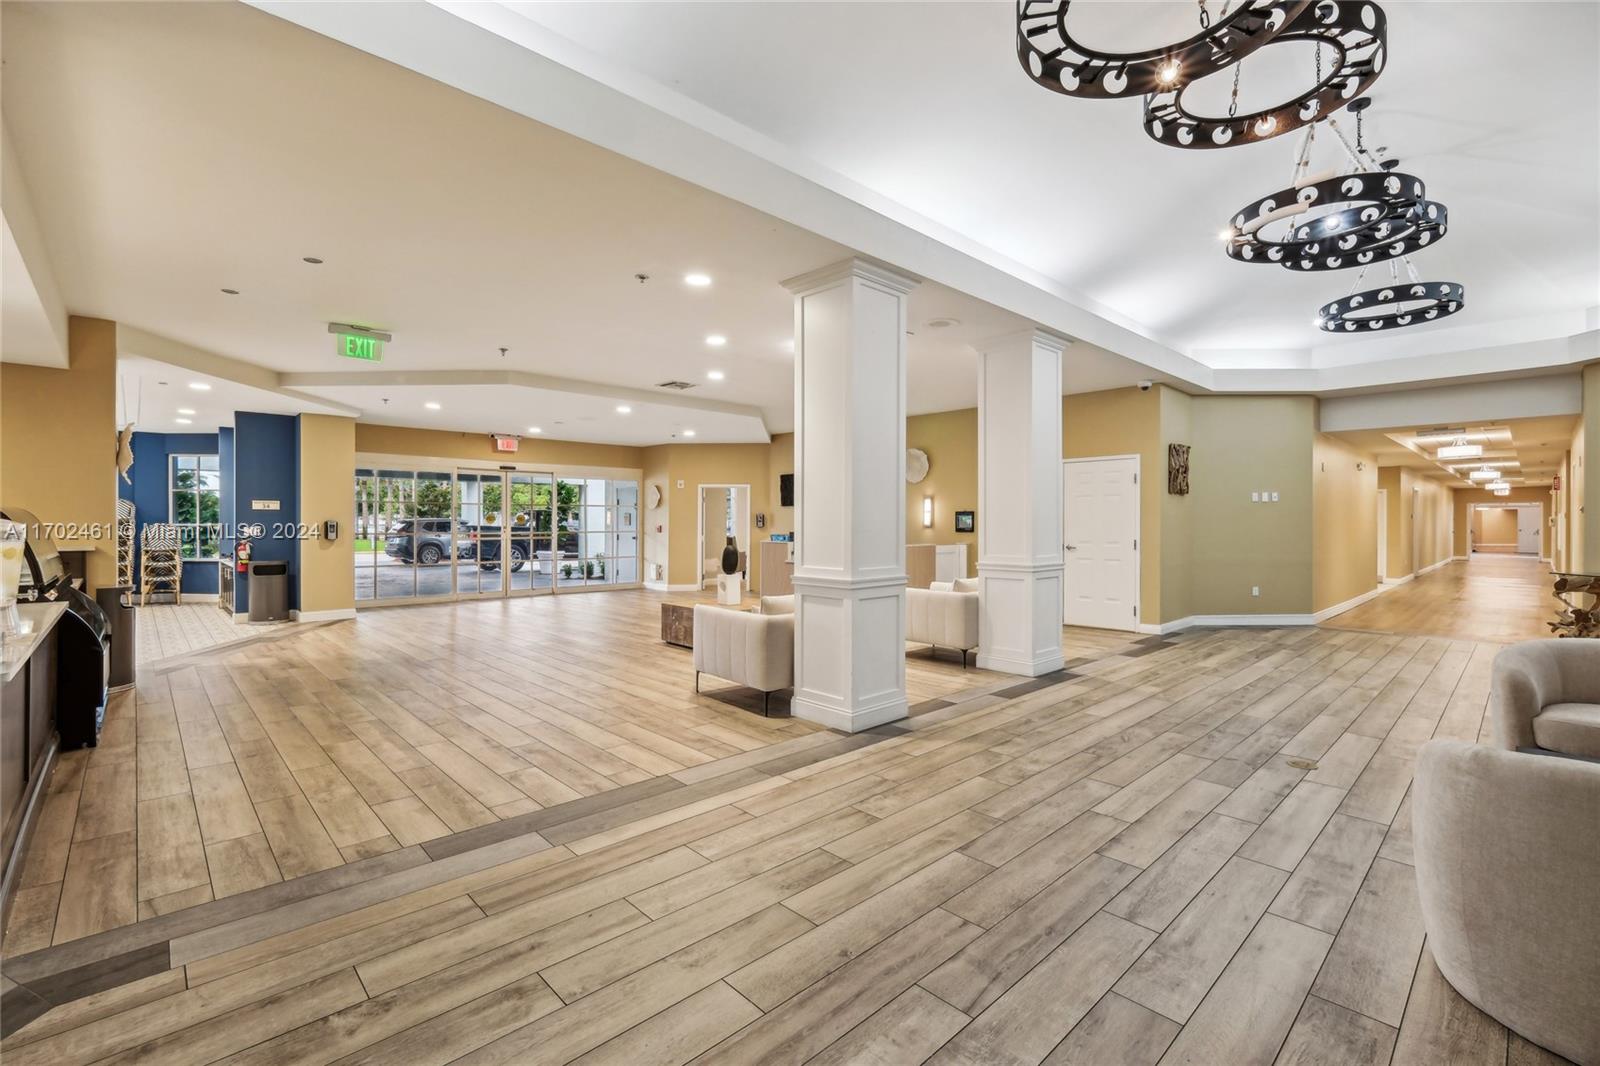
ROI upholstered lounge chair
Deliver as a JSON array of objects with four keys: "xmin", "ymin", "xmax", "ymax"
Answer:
[
  {"xmin": 692, "ymin": 603, "xmax": 793, "ymax": 715},
  {"xmin": 1413, "ymin": 740, "xmax": 1600, "ymax": 1065},
  {"xmin": 906, "ymin": 583, "xmax": 979, "ymax": 667},
  {"xmin": 1491, "ymin": 639, "xmax": 1600, "ymax": 759}
]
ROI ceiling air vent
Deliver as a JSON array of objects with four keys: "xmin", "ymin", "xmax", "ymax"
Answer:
[{"xmin": 656, "ymin": 380, "xmax": 697, "ymax": 391}]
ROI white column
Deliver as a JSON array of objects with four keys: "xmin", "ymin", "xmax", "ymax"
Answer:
[
  {"xmin": 977, "ymin": 328, "xmax": 1068, "ymax": 676},
  {"xmin": 783, "ymin": 258, "xmax": 918, "ymax": 733}
]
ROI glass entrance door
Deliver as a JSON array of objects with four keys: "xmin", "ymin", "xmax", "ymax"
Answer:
[
  {"xmin": 455, "ymin": 470, "xmax": 505, "ymax": 596},
  {"xmin": 507, "ymin": 471, "xmax": 555, "ymax": 593}
]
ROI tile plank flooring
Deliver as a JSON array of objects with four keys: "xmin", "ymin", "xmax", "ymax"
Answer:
[
  {"xmin": 2, "ymin": 598, "xmax": 1573, "ymax": 1064},
  {"xmin": 6, "ymin": 590, "xmax": 1001, "ymax": 954},
  {"xmin": 1322, "ymin": 555, "xmax": 1553, "ymax": 643}
]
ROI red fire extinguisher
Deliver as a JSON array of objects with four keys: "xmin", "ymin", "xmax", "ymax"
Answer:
[{"xmin": 236, "ymin": 538, "xmax": 251, "ymax": 572}]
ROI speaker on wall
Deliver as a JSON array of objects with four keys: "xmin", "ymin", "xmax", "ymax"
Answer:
[{"xmin": 779, "ymin": 473, "xmax": 794, "ymax": 508}]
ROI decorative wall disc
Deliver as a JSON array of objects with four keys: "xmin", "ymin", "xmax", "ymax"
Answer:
[
  {"xmin": 1224, "ymin": 170, "xmax": 1449, "ymax": 270},
  {"xmin": 1144, "ymin": 0, "xmax": 1387, "ymax": 150},
  {"xmin": 906, "ymin": 448, "xmax": 930, "ymax": 484},
  {"xmin": 1015, "ymin": 0, "xmax": 1310, "ymax": 99},
  {"xmin": 1316, "ymin": 281, "xmax": 1465, "ymax": 332}
]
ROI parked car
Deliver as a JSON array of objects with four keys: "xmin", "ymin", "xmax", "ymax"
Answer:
[
  {"xmin": 384, "ymin": 518, "xmax": 453, "ymax": 565},
  {"xmin": 469, "ymin": 528, "xmax": 581, "ymax": 571}
]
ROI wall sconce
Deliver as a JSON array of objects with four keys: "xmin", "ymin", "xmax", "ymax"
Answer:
[{"xmin": 922, "ymin": 495, "xmax": 933, "ymax": 528}]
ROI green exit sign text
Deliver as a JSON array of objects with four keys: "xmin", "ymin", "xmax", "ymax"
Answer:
[{"xmin": 337, "ymin": 333, "xmax": 383, "ymax": 361}]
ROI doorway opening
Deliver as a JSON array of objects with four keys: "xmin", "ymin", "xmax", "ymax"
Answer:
[
  {"xmin": 698, "ymin": 484, "xmax": 750, "ymax": 590},
  {"xmin": 1467, "ymin": 502, "xmax": 1543, "ymax": 559}
]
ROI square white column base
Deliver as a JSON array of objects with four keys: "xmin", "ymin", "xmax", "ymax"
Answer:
[
  {"xmin": 977, "ymin": 562, "xmax": 1066, "ymax": 677},
  {"xmin": 716, "ymin": 573, "xmax": 743, "ymax": 605},
  {"xmin": 791, "ymin": 576, "xmax": 908, "ymax": 734}
]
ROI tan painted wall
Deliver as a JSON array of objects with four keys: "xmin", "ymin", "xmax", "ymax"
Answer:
[
  {"xmin": 1312, "ymin": 433, "xmax": 1379, "ymax": 613},
  {"xmin": 1377, "ymin": 467, "xmax": 1408, "ymax": 580},
  {"xmin": 1475, "ymin": 507, "xmax": 1519, "ymax": 547},
  {"xmin": 647, "ymin": 443, "xmax": 777, "ymax": 591},
  {"xmin": 905, "ymin": 408, "xmax": 977, "ymax": 577},
  {"xmin": 1063, "ymin": 387, "xmax": 1166, "ymax": 621},
  {"xmin": 298, "ymin": 415, "xmax": 356, "ymax": 614},
  {"xmin": 1159, "ymin": 387, "xmax": 1193, "ymax": 622},
  {"xmin": 1453, "ymin": 486, "xmax": 1551, "ymax": 558},
  {"xmin": 1574, "ymin": 394, "xmax": 1591, "ymax": 573},
  {"xmin": 0, "ymin": 316, "xmax": 118, "ymax": 591},
  {"xmin": 640, "ymin": 449, "xmax": 670, "ymax": 584},
  {"xmin": 1188, "ymin": 396, "xmax": 1316, "ymax": 615},
  {"xmin": 353, "ymin": 424, "xmax": 645, "ymax": 471},
  {"xmin": 1411, "ymin": 477, "xmax": 1454, "ymax": 572}
]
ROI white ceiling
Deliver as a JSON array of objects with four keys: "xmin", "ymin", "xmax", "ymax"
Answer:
[
  {"xmin": 0, "ymin": 0, "xmax": 1175, "ymax": 443},
  {"xmin": 116, "ymin": 355, "xmax": 352, "ymax": 435},
  {"xmin": 1333, "ymin": 414, "xmax": 1577, "ymax": 487},
  {"xmin": 507, "ymin": 1, "xmax": 1600, "ymax": 363}
]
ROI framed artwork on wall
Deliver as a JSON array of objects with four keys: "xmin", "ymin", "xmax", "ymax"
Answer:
[
  {"xmin": 954, "ymin": 511, "xmax": 975, "ymax": 533},
  {"xmin": 1168, "ymin": 443, "xmax": 1191, "ymax": 495}
]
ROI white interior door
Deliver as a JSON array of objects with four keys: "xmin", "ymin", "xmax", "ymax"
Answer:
[
  {"xmin": 1517, "ymin": 507, "xmax": 1541, "ymax": 554},
  {"xmin": 1062, "ymin": 456, "xmax": 1139, "ymax": 631}
]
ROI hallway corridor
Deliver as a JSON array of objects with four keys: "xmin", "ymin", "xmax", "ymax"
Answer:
[{"xmin": 1323, "ymin": 556, "xmax": 1554, "ymax": 643}]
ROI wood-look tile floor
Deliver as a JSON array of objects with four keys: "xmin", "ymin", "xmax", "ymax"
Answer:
[
  {"xmin": 3, "ymin": 613, "xmax": 1572, "ymax": 1064},
  {"xmin": 1322, "ymin": 556, "xmax": 1554, "ymax": 643},
  {"xmin": 5, "ymin": 590, "xmax": 1001, "ymax": 954}
]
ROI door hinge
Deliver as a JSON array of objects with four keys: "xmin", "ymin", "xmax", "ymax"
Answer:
[
  {"xmin": 1133, "ymin": 539, "xmax": 1138, "ymax": 550},
  {"xmin": 1133, "ymin": 472, "xmax": 1138, "ymax": 484},
  {"xmin": 1133, "ymin": 604, "xmax": 1138, "ymax": 616}
]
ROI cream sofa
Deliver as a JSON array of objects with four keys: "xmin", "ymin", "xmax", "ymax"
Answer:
[
  {"xmin": 906, "ymin": 582, "xmax": 979, "ymax": 667},
  {"xmin": 1413, "ymin": 740, "xmax": 1600, "ymax": 1065},
  {"xmin": 692, "ymin": 603, "xmax": 792, "ymax": 715},
  {"xmin": 1491, "ymin": 639, "xmax": 1600, "ymax": 759}
]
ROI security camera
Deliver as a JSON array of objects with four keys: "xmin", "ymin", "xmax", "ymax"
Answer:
[{"xmin": 1137, "ymin": 380, "xmax": 1153, "ymax": 392}]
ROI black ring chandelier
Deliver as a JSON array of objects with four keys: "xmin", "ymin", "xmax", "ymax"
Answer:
[
  {"xmin": 1224, "ymin": 170, "xmax": 1449, "ymax": 271},
  {"xmin": 1015, "ymin": 0, "xmax": 1311, "ymax": 100},
  {"xmin": 1316, "ymin": 281, "xmax": 1465, "ymax": 333},
  {"xmin": 1144, "ymin": 1, "xmax": 1387, "ymax": 149}
]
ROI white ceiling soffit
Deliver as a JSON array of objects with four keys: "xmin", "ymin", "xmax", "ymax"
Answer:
[
  {"xmin": 1318, "ymin": 373, "xmax": 1582, "ymax": 434},
  {"xmin": 252, "ymin": 0, "xmax": 1600, "ymax": 395},
  {"xmin": 116, "ymin": 352, "xmax": 355, "ymax": 436},
  {"xmin": 1, "ymin": 119, "xmax": 68, "ymax": 368}
]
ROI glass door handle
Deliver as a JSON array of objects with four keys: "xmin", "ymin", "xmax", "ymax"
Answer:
[{"xmin": 1064, "ymin": 544, "xmax": 1078, "ymax": 551}]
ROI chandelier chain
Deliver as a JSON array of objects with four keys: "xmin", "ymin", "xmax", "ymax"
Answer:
[
  {"xmin": 1228, "ymin": 61, "xmax": 1242, "ymax": 118},
  {"xmin": 1197, "ymin": 0, "xmax": 1210, "ymax": 29}
]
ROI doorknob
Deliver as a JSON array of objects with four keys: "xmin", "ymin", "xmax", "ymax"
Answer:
[{"xmin": 1064, "ymin": 544, "xmax": 1077, "ymax": 551}]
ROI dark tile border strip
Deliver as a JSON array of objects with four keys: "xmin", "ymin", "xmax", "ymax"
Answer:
[{"xmin": 144, "ymin": 619, "xmax": 340, "ymax": 677}]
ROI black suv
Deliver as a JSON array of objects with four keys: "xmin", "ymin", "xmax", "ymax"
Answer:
[
  {"xmin": 383, "ymin": 519, "xmax": 453, "ymax": 566},
  {"xmin": 469, "ymin": 528, "xmax": 582, "ymax": 571}
]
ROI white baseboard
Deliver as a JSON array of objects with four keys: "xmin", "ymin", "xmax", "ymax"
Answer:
[
  {"xmin": 291, "ymin": 608, "xmax": 356, "ymax": 622},
  {"xmin": 1145, "ymin": 613, "xmax": 1316, "ymax": 633},
  {"xmin": 1382, "ymin": 573, "xmax": 1414, "ymax": 586},
  {"xmin": 1419, "ymin": 557, "xmax": 1451, "ymax": 575},
  {"xmin": 1312, "ymin": 583, "xmax": 1397, "ymax": 624}
]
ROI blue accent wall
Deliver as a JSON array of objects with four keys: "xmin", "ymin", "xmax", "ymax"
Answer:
[
  {"xmin": 218, "ymin": 427, "xmax": 235, "ymax": 558},
  {"xmin": 120, "ymin": 431, "xmax": 223, "ymax": 594},
  {"xmin": 233, "ymin": 412, "xmax": 300, "ymax": 613}
]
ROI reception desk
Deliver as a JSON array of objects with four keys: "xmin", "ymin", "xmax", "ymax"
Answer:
[{"xmin": 1, "ymin": 603, "xmax": 67, "ymax": 929}]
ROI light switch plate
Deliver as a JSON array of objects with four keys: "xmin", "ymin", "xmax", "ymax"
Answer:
[
  {"xmin": 1271, "ymin": 492, "xmax": 1280, "ymax": 502},
  {"xmin": 1251, "ymin": 492, "xmax": 1260, "ymax": 502}
]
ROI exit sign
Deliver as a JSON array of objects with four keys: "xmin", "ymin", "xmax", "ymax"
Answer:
[
  {"xmin": 337, "ymin": 333, "xmax": 383, "ymax": 361},
  {"xmin": 493, "ymin": 435, "xmax": 519, "ymax": 453}
]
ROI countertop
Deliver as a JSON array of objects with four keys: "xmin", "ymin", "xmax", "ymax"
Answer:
[{"xmin": 1, "ymin": 602, "xmax": 69, "ymax": 684}]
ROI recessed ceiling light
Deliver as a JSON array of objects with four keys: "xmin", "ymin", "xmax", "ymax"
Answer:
[
  {"xmin": 188, "ymin": 382, "xmax": 212, "ymax": 391},
  {"xmin": 302, "ymin": 256, "xmax": 323, "ymax": 264},
  {"xmin": 684, "ymin": 273, "xmax": 712, "ymax": 287},
  {"xmin": 925, "ymin": 317, "xmax": 961, "ymax": 330},
  {"xmin": 705, "ymin": 335, "xmax": 727, "ymax": 347},
  {"xmin": 175, "ymin": 418, "xmax": 193, "ymax": 425},
  {"xmin": 616, "ymin": 405, "xmax": 632, "ymax": 415},
  {"xmin": 707, "ymin": 370, "xmax": 725, "ymax": 381},
  {"xmin": 683, "ymin": 429, "xmax": 696, "ymax": 438},
  {"xmin": 527, "ymin": 426, "xmax": 542, "ymax": 434},
  {"xmin": 177, "ymin": 408, "xmax": 196, "ymax": 415},
  {"xmin": 424, "ymin": 401, "xmax": 441, "ymax": 410},
  {"xmin": 220, "ymin": 288, "xmax": 239, "ymax": 295}
]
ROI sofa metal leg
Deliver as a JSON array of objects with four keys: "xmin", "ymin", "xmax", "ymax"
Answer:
[
  {"xmin": 961, "ymin": 649, "xmax": 968, "ymax": 669},
  {"xmin": 694, "ymin": 671, "xmax": 700, "ymax": 694},
  {"xmin": 762, "ymin": 691, "xmax": 770, "ymax": 717}
]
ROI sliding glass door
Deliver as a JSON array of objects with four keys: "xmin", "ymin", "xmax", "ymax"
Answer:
[{"xmin": 354, "ymin": 465, "xmax": 639, "ymax": 605}]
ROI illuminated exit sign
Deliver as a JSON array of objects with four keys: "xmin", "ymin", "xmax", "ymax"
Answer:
[
  {"xmin": 327, "ymin": 322, "xmax": 392, "ymax": 363},
  {"xmin": 337, "ymin": 333, "xmax": 382, "ymax": 361}
]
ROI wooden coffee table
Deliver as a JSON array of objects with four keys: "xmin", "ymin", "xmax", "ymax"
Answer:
[{"xmin": 660, "ymin": 600, "xmax": 751, "ymax": 648}]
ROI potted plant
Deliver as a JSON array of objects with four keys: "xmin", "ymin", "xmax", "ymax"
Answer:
[{"xmin": 561, "ymin": 563, "xmax": 573, "ymax": 580}]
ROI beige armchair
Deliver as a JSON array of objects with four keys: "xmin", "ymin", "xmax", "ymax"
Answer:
[
  {"xmin": 906, "ymin": 587, "xmax": 979, "ymax": 667},
  {"xmin": 1413, "ymin": 740, "xmax": 1600, "ymax": 1065},
  {"xmin": 692, "ymin": 604, "xmax": 793, "ymax": 715},
  {"xmin": 1491, "ymin": 639, "xmax": 1600, "ymax": 758}
]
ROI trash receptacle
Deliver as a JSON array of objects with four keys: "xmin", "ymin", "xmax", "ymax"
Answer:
[
  {"xmin": 95, "ymin": 585, "xmax": 137, "ymax": 688},
  {"xmin": 246, "ymin": 561, "xmax": 290, "ymax": 622}
]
